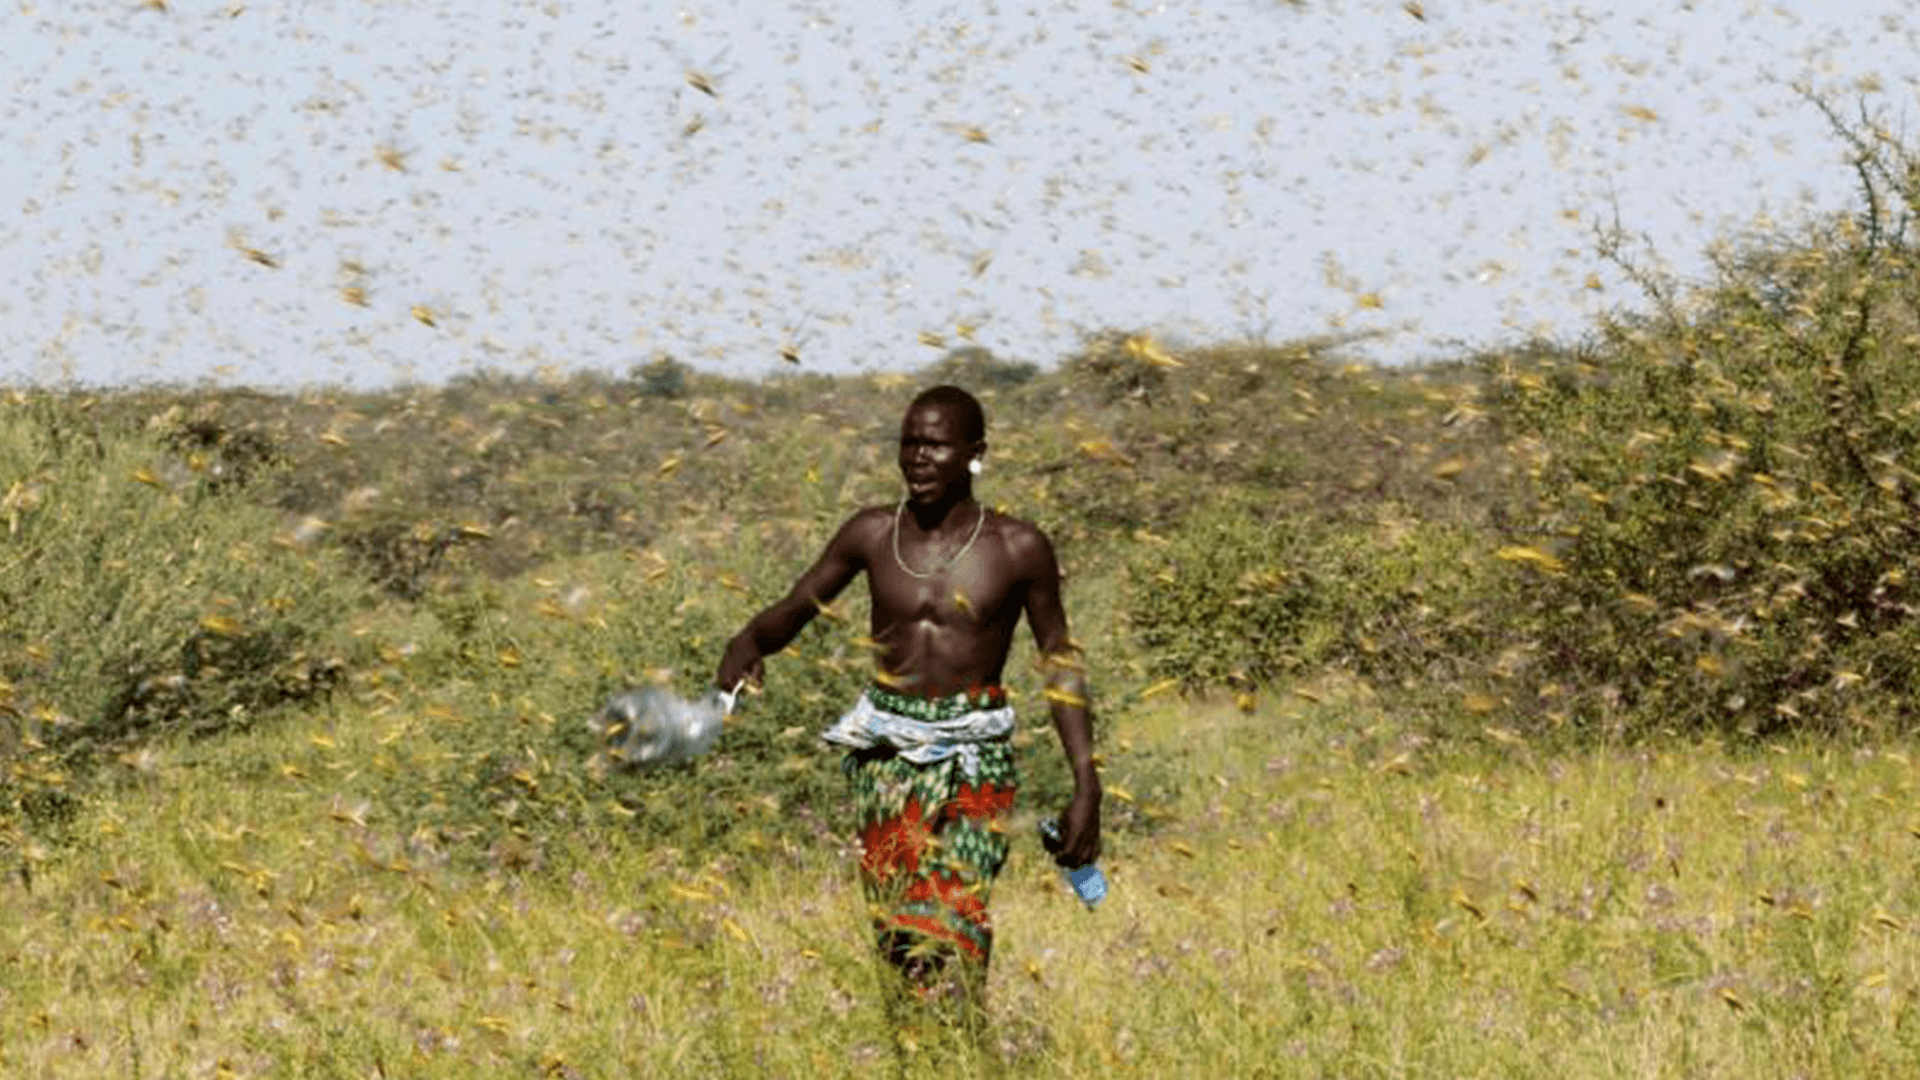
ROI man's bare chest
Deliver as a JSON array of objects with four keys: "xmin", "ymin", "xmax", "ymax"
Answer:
[{"xmin": 869, "ymin": 554, "xmax": 1022, "ymax": 629}]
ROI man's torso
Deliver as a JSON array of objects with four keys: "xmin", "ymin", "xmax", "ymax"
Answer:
[{"xmin": 849, "ymin": 504, "xmax": 1036, "ymax": 697}]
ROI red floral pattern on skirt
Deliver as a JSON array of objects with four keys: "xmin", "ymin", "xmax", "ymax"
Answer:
[{"xmin": 848, "ymin": 745, "xmax": 1018, "ymax": 971}]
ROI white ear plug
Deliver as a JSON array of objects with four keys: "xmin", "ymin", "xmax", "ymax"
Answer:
[{"xmin": 968, "ymin": 458, "xmax": 983, "ymax": 475}]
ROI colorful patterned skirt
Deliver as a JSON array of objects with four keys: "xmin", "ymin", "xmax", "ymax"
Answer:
[{"xmin": 845, "ymin": 686, "xmax": 1019, "ymax": 978}]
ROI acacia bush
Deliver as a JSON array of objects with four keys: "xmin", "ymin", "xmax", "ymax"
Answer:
[
  {"xmin": 1479, "ymin": 100, "xmax": 1920, "ymax": 736},
  {"xmin": 1125, "ymin": 498, "xmax": 1501, "ymax": 695},
  {"xmin": 926, "ymin": 345, "xmax": 1039, "ymax": 388},
  {"xmin": 0, "ymin": 399, "xmax": 365, "ymax": 816},
  {"xmin": 342, "ymin": 523, "xmax": 904, "ymax": 855},
  {"xmin": 1125, "ymin": 501, "xmax": 1332, "ymax": 689}
]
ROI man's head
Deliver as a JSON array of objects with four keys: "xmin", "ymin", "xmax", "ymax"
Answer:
[
  {"xmin": 899, "ymin": 385, "xmax": 986, "ymax": 505},
  {"xmin": 907, "ymin": 385, "xmax": 985, "ymax": 443}
]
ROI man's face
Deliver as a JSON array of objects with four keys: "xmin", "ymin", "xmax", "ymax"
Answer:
[{"xmin": 898, "ymin": 404, "xmax": 976, "ymax": 505}]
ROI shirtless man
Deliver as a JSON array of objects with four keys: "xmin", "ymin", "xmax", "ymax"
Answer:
[{"xmin": 715, "ymin": 384, "xmax": 1101, "ymax": 1003}]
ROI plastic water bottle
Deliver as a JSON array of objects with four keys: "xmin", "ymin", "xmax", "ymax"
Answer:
[
  {"xmin": 595, "ymin": 685, "xmax": 733, "ymax": 768},
  {"xmin": 1037, "ymin": 817, "xmax": 1108, "ymax": 909}
]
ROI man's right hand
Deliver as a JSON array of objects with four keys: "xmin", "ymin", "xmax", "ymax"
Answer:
[{"xmin": 716, "ymin": 634, "xmax": 765, "ymax": 693}]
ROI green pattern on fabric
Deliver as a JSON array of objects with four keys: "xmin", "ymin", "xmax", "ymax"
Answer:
[
  {"xmin": 863, "ymin": 682, "xmax": 1008, "ymax": 722},
  {"xmin": 848, "ymin": 737, "xmax": 1018, "ymax": 973}
]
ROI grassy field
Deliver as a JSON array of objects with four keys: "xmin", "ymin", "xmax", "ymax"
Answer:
[{"xmin": 7, "ymin": 677, "xmax": 1920, "ymax": 1078}]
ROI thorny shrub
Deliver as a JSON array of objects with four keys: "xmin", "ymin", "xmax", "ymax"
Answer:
[
  {"xmin": 0, "ymin": 399, "xmax": 364, "ymax": 832},
  {"xmin": 1479, "ymin": 98, "xmax": 1920, "ymax": 737}
]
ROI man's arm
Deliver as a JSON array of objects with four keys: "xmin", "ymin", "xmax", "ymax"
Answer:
[
  {"xmin": 1020, "ymin": 526, "xmax": 1102, "ymax": 869},
  {"xmin": 715, "ymin": 512, "xmax": 871, "ymax": 691}
]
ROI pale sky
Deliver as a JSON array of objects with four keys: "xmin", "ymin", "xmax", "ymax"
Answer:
[{"xmin": 4, "ymin": 0, "xmax": 1918, "ymax": 389}]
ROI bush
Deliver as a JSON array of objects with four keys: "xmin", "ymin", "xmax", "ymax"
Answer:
[
  {"xmin": 1125, "ymin": 501, "xmax": 1336, "ymax": 690},
  {"xmin": 1063, "ymin": 330, "xmax": 1174, "ymax": 403},
  {"xmin": 1476, "ymin": 97, "xmax": 1920, "ymax": 736},
  {"xmin": 923, "ymin": 345, "xmax": 1038, "ymax": 389},
  {"xmin": 0, "ymin": 399, "xmax": 363, "ymax": 766},
  {"xmin": 635, "ymin": 356, "xmax": 690, "ymax": 400},
  {"xmin": 344, "ymin": 525, "xmax": 887, "ymax": 856},
  {"xmin": 1126, "ymin": 499, "xmax": 1499, "ymax": 694}
]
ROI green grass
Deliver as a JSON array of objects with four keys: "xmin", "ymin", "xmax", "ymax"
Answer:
[{"xmin": 7, "ymin": 680, "xmax": 1920, "ymax": 1078}]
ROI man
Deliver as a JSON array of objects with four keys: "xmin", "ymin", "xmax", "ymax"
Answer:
[{"xmin": 715, "ymin": 384, "xmax": 1101, "ymax": 1007}]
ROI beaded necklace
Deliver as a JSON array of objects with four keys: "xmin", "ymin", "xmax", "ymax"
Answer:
[{"xmin": 891, "ymin": 498, "xmax": 986, "ymax": 579}]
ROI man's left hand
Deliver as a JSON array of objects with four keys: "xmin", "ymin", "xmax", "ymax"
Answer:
[{"xmin": 1055, "ymin": 783, "xmax": 1102, "ymax": 868}]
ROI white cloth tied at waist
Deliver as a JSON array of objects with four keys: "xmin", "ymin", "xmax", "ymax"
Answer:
[{"xmin": 820, "ymin": 690, "xmax": 1015, "ymax": 780}]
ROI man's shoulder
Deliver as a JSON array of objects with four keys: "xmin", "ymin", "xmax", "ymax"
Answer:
[
  {"xmin": 985, "ymin": 506, "xmax": 1047, "ymax": 543},
  {"xmin": 833, "ymin": 504, "xmax": 897, "ymax": 548},
  {"xmin": 984, "ymin": 507, "xmax": 1056, "ymax": 564}
]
